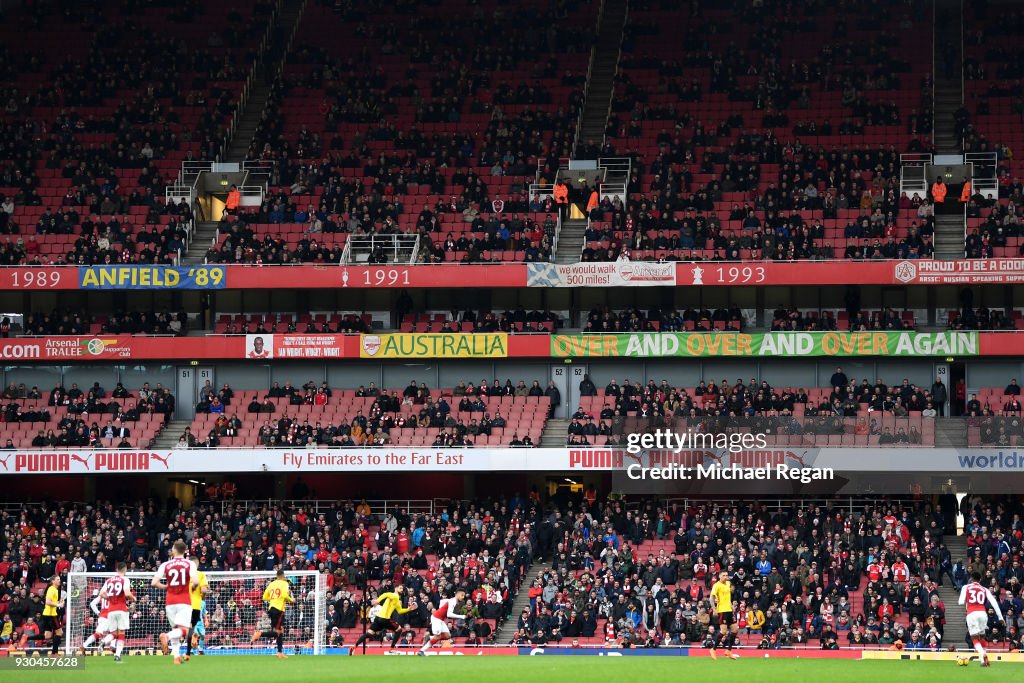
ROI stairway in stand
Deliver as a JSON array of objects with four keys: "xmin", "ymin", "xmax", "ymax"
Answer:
[
  {"xmin": 573, "ymin": 0, "xmax": 629, "ymax": 155},
  {"xmin": 492, "ymin": 563, "xmax": 549, "ymax": 642},
  {"xmin": 553, "ymin": 220, "xmax": 588, "ymax": 264},
  {"xmin": 932, "ymin": 0, "xmax": 966, "ymax": 259},
  {"xmin": 540, "ymin": 419, "xmax": 570, "ymax": 447},
  {"xmin": 150, "ymin": 420, "xmax": 194, "ymax": 449},
  {"xmin": 938, "ymin": 533, "xmax": 968, "ymax": 648}
]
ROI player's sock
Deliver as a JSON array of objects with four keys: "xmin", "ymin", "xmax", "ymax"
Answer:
[
  {"xmin": 354, "ymin": 633, "xmax": 367, "ymax": 647},
  {"xmin": 419, "ymin": 636, "xmax": 435, "ymax": 653},
  {"xmin": 83, "ymin": 634, "xmax": 97, "ymax": 648},
  {"xmin": 974, "ymin": 638, "xmax": 986, "ymax": 657},
  {"xmin": 115, "ymin": 640, "xmax": 124, "ymax": 658},
  {"xmin": 186, "ymin": 628, "xmax": 194, "ymax": 656},
  {"xmin": 51, "ymin": 635, "xmax": 60, "ymax": 655},
  {"xmin": 276, "ymin": 633, "xmax": 284, "ymax": 654},
  {"xmin": 169, "ymin": 629, "xmax": 182, "ymax": 658}
]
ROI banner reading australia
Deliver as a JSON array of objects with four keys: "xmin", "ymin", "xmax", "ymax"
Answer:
[{"xmin": 552, "ymin": 331, "xmax": 979, "ymax": 358}]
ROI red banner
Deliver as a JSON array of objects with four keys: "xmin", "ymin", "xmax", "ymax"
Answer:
[
  {"xmin": 227, "ymin": 264, "xmax": 528, "ymax": 289},
  {"xmin": 672, "ymin": 260, "xmax": 1024, "ymax": 286},
  {"xmin": 1, "ymin": 260, "xmax": 1023, "ymax": 291}
]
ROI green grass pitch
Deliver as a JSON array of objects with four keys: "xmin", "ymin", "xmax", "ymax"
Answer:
[{"xmin": 8, "ymin": 655, "xmax": 1013, "ymax": 683}]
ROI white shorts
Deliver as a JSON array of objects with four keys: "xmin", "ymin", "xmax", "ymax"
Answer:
[
  {"xmin": 107, "ymin": 611, "xmax": 130, "ymax": 632},
  {"xmin": 165, "ymin": 604, "xmax": 192, "ymax": 629},
  {"xmin": 430, "ymin": 617, "xmax": 451, "ymax": 637},
  {"xmin": 94, "ymin": 617, "xmax": 109, "ymax": 634},
  {"xmin": 966, "ymin": 611, "xmax": 988, "ymax": 636}
]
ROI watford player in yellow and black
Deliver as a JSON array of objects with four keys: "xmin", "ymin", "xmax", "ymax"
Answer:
[
  {"xmin": 185, "ymin": 557, "xmax": 208, "ymax": 661},
  {"xmin": 251, "ymin": 570, "xmax": 294, "ymax": 659},
  {"xmin": 352, "ymin": 584, "xmax": 416, "ymax": 653},
  {"xmin": 42, "ymin": 575, "xmax": 64, "ymax": 655}
]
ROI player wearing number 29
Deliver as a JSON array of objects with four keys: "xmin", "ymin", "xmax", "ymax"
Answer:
[
  {"xmin": 152, "ymin": 540, "xmax": 199, "ymax": 665},
  {"xmin": 251, "ymin": 569, "xmax": 295, "ymax": 658},
  {"xmin": 959, "ymin": 571, "xmax": 1005, "ymax": 667},
  {"xmin": 99, "ymin": 562, "xmax": 134, "ymax": 662}
]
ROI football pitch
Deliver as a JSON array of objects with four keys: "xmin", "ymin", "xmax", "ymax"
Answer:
[{"xmin": 8, "ymin": 655, "xmax": 1011, "ymax": 683}]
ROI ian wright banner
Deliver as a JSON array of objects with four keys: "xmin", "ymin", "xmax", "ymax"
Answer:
[{"xmin": 550, "ymin": 331, "xmax": 979, "ymax": 358}]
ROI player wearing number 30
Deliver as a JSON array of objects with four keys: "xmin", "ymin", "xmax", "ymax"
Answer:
[
  {"xmin": 251, "ymin": 569, "xmax": 295, "ymax": 658},
  {"xmin": 959, "ymin": 571, "xmax": 1005, "ymax": 667},
  {"xmin": 152, "ymin": 540, "xmax": 199, "ymax": 665}
]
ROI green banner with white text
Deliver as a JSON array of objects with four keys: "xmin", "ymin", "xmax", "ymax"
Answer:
[{"xmin": 550, "ymin": 331, "xmax": 979, "ymax": 358}]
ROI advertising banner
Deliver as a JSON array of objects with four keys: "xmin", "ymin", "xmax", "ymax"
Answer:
[
  {"xmin": 358, "ymin": 333, "xmax": 508, "ymax": 358},
  {"xmin": 551, "ymin": 331, "xmax": 979, "ymax": 358},
  {"xmin": 2, "ymin": 446, "xmax": 1024, "ymax": 475},
  {"xmin": 528, "ymin": 262, "xmax": 676, "ymax": 287}
]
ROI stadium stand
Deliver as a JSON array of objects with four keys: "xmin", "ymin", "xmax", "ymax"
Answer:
[
  {"xmin": 4, "ymin": 496, "xmax": 1021, "ymax": 652},
  {"xmin": 0, "ymin": 0, "xmax": 276, "ymax": 265}
]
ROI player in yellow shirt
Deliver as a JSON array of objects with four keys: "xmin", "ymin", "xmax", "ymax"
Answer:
[
  {"xmin": 42, "ymin": 575, "xmax": 64, "ymax": 655},
  {"xmin": 251, "ymin": 569, "xmax": 294, "ymax": 659},
  {"xmin": 710, "ymin": 571, "xmax": 736, "ymax": 634},
  {"xmin": 185, "ymin": 558, "xmax": 208, "ymax": 661},
  {"xmin": 352, "ymin": 584, "xmax": 416, "ymax": 653}
]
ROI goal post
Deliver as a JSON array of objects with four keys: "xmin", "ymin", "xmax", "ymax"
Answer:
[{"xmin": 65, "ymin": 570, "xmax": 327, "ymax": 656}]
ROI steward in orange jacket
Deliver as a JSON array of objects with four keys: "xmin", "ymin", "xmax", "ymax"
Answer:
[
  {"xmin": 226, "ymin": 185, "xmax": 241, "ymax": 211},
  {"xmin": 931, "ymin": 178, "xmax": 947, "ymax": 203},
  {"xmin": 959, "ymin": 181, "xmax": 971, "ymax": 203}
]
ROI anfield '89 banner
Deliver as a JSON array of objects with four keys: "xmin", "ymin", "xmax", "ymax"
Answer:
[
  {"xmin": 79, "ymin": 265, "xmax": 226, "ymax": 289},
  {"xmin": 551, "ymin": 331, "xmax": 979, "ymax": 357}
]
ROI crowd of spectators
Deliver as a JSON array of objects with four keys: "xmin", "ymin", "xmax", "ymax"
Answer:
[
  {"xmin": 21, "ymin": 310, "xmax": 188, "ymax": 337},
  {"xmin": 2, "ymin": 490, "xmax": 1022, "ymax": 651},
  {"xmin": 185, "ymin": 378, "xmax": 555, "ymax": 449}
]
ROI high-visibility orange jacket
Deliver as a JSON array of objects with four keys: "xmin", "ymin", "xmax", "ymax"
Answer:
[
  {"xmin": 931, "ymin": 182, "xmax": 947, "ymax": 203},
  {"xmin": 226, "ymin": 189, "xmax": 241, "ymax": 210},
  {"xmin": 959, "ymin": 181, "xmax": 971, "ymax": 202},
  {"xmin": 553, "ymin": 183, "xmax": 568, "ymax": 204},
  {"xmin": 586, "ymin": 190, "xmax": 599, "ymax": 212}
]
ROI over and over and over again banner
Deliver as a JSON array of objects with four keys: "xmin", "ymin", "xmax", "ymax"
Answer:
[
  {"xmin": 1, "ymin": 446, "xmax": 1023, "ymax": 474},
  {"xmin": 0, "ymin": 330, "xmax": 1021, "ymax": 360},
  {"xmin": 3, "ymin": 259, "xmax": 1024, "ymax": 291},
  {"xmin": 550, "ymin": 331, "xmax": 979, "ymax": 358}
]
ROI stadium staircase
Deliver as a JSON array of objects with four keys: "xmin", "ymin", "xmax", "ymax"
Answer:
[
  {"xmin": 573, "ymin": 0, "xmax": 629, "ymax": 155},
  {"xmin": 182, "ymin": 0, "xmax": 308, "ymax": 265},
  {"xmin": 540, "ymin": 419, "xmax": 571, "ymax": 446},
  {"xmin": 935, "ymin": 416, "xmax": 965, "ymax": 446},
  {"xmin": 937, "ymin": 533, "xmax": 969, "ymax": 647},
  {"xmin": 223, "ymin": 0, "xmax": 307, "ymax": 163},
  {"xmin": 932, "ymin": 0, "xmax": 966, "ymax": 259},
  {"xmin": 493, "ymin": 562, "xmax": 549, "ymax": 642},
  {"xmin": 553, "ymin": 219, "xmax": 588, "ymax": 263},
  {"xmin": 150, "ymin": 420, "xmax": 193, "ymax": 449},
  {"xmin": 933, "ymin": 0, "xmax": 964, "ymax": 153},
  {"xmin": 185, "ymin": 221, "xmax": 221, "ymax": 263}
]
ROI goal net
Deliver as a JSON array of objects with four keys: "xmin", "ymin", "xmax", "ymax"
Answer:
[{"xmin": 65, "ymin": 571, "xmax": 327, "ymax": 655}]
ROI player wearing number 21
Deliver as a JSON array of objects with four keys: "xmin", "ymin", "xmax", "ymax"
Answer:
[
  {"xmin": 151, "ymin": 540, "xmax": 199, "ymax": 665},
  {"xmin": 251, "ymin": 569, "xmax": 295, "ymax": 658}
]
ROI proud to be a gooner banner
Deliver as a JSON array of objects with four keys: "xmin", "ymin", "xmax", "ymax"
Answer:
[{"xmin": 551, "ymin": 331, "xmax": 979, "ymax": 358}]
